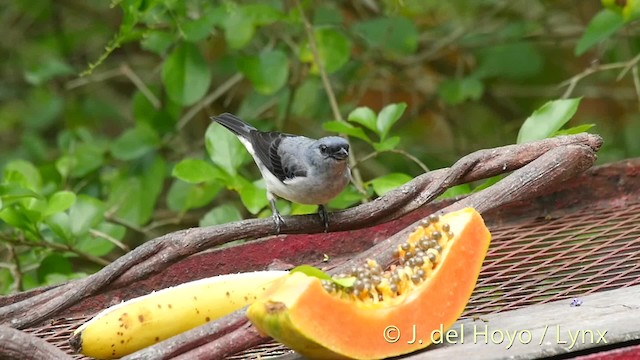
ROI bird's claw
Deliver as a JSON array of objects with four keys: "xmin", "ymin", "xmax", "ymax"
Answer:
[
  {"xmin": 318, "ymin": 205, "xmax": 329, "ymax": 233},
  {"xmin": 272, "ymin": 212, "xmax": 285, "ymax": 234}
]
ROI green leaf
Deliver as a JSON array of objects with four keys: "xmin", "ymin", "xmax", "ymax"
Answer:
[
  {"xmin": 575, "ymin": 9, "xmax": 624, "ymax": 56},
  {"xmin": 44, "ymin": 191, "xmax": 76, "ymax": 217},
  {"xmin": 69, "ymin": 195, "xmax": 105, "ymax": 237},
  {"xmin": 553, "ymin": 124, "xmax": 596, "ymax": 136},
  {"xmin": 37, "ymin": 254, "xmax": 72, "ymax": 282},
  {"xmin": 221, "ymin": 4, "xmax": 282, "ymax": 49},
  {"xmin": 377, "ymin": 103, "xmax": 407, "ymax": 140},
  {"xmin": 475, "ymin": 42, "xmax": 543, "ymax": 80},
  {"xmin": 368, "ymin": 173, "xmax": 412, "ymax": 197},
  {"xmin": 111, "ymin": 125, "xmax": 161, "ymax": 161},
  {"xmin": 348, "ymin": 107, "xmax": 377, "ymax": 133},
  {"xmin": 199, "ymin": 204, "xmax": 243, "ymax": 227},
  {"xmin": 140, "ymin": 30, "xmax": 175, "ymax": 54},
  {"xmin": 372, "ymin": 136, "xmax": 401, "ymax": 152},
  {"xmin": 322, "ymin": 121, "xmax": 371, "ymax": 143},
  {"xmin": 328, "ymin": 185, "xmax": 367, "ymax": 209},
  {"xmin": 333, "ymin": 276, "xmax": 356, "ymax": 287},
  {"xmin": 300, "ymin": 28, "xmax": 351, "ymax": 74},
  {"xmin": 0, "ymin": 184, "xmax": 41, "ymax": 205},
  {"xmin": 291, "ymin": 265, "xmax": 356, "ymax": 288},
  {"xmin": 222, "ymin": 10, "xmax": 255, "ymax": 49},
  {"xmin": 205, "ymin": 122, "xmax": 248, "ymax": 176},
  {"xmin": 161, "ymin": 42, "xmax": 212, "ymax": 106},
  {"xmin": 243, "ymin": 4, "xmax": 283, "ymax": 25},
  {"xmin": 24, "ymin": 58, "xmax": 74, "ymax": 86},
  {"xmin": 56, "ymin": 142, "xmax": 106, "ymax": 178},
  {"xmin": 517, "ymin": 98, "xmax": 582, "ymax": 144},
  {"xmin": 180, "ymin": 12, "xmax": 217, "ymax": 42},
  {"xmin": 107, "ymin": 157, "xmax": 165, "ymax": 225},
  {"xmin": 237, "ymin": 179, "xmax": 268, "ymax": 215},
  {"xmin": 352, "ymin": 17, "xmax": 418, "ymax": 56},
  {"xmin": 438, "ymin": 77, "xmax": 484, "ymax": 105},
  {"xmin": 238, "ymin": 50, "xmax": 289, "ymax": 95},
  {"xmin": 622, "ymin": 0, "xmax": 640, "ymax": 21},
  {"xmin": 438, "ymin": 183, "xmax": 474, "ymax": 200},
  {"xmin": 173, "ymin": 159, "xmax": 226, "ymax": 184},
  {"xmin": 45, "ymin": 212, "xmax": 72, "ymax": 242},
  {"xmin": 3, "ymin": 160, "xmax": 42, "ymax": 191},
  {"xmin": 0, "ymin": 206, "xmax": 39, "ymax": 233},
  {"xmin": 24, "ymin": 87, "xmax": 64, "ymax": 131},
  {"xmin": 472, "ymin": 175, "xmax": 503, "ymax": 194},
  {"xmin": 167, "ymin": 180, "xmax": 222, "ymax": 212},
  {"xmin": 291, "ymin": 264, "xmax": 332, "ymax": 280},
  {"xmin": 75, "ymin": 222, "xmax": 123, "ymax": 257}
]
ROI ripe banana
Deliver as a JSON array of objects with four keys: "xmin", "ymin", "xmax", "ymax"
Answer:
[{"xmin": 70, "ymin": 270, "xmax": 287, "ymax": 359}]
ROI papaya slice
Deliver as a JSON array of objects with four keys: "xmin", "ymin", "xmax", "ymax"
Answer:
[{"xmin": 247, "ymin": 207, "xmax": 491, "ymax": 359}]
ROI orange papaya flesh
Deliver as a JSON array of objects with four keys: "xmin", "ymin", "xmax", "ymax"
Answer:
[{"xmin": 247, "ymin": 207, "xmax": 491, "ymax": 359}]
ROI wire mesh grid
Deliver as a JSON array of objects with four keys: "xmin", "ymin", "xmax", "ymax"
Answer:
[{"xmin": 21, "ymin": 197, "xmax": 640, "ymax": 359}]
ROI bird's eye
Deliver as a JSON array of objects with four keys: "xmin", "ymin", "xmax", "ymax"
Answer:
[{"xmin": 319, "ymin": 144, "xmax": 327, "ymax": 153}]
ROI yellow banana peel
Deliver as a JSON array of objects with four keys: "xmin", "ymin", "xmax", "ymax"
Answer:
[{"xmin": 70, "ymin": 270, "xmax": 287, "ymax": 359}]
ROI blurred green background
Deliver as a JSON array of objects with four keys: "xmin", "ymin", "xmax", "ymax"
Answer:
[{"xmin": 1, "ymin": 0, "xmax": 639, "ymax": 294}]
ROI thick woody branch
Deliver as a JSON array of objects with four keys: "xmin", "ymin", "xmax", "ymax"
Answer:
[
  {"xmin": 0, "ymin": 325, "xmax": 72, "ymax": 360},
  {"xmin": 0, "ymin": 134, "xmax": 602, "ymax": 331}
]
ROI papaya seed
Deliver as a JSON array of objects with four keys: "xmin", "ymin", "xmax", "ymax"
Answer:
[
  {"xmin": 442, "ymin": 223, "xmax": 450, "ymax": 232},
  {"xmin": 413, "ymin": 256, "xmax": 425, "ymax": 266},
  {"xmin": 428, "ymin": 214, "xmax": 439, "ymax": 223},
  {"xmin": 389, "ymin": 283, "xmax": 398, "ymax": 293},
  {"xmin": 411, "ymin": 274, "xmax": 421, "ymax": 284},
  {"xmin": 431, "ymin": 231, "xmax": 442, "ymax": 240}
]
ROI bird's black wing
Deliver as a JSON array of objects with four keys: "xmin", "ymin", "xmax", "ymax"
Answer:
[{"xmin": 249, "ymin": 131, "xmax": 307, "ymax": 182}]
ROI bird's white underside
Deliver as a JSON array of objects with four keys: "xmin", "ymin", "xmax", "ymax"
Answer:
[{"xmin": 236, "ymin": 137, "xmax": 348, "ymax": 205}]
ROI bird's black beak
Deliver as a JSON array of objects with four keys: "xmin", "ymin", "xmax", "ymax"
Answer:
[{"xmin": 331, "ymin": 147, "xmax": 349, "ymax": 161}]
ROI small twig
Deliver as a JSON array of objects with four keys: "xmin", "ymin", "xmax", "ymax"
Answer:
[
  {"xmin": 356, "ymin": 149, "xmax": 430, "ymax": 173},
  {"xmin": 1, "ymin": 234, "xmax": 110, "ymax": 267},
  {"xmin": 105, "ymin": 214, "xmax": 147, "ymax": 235},
  {"xmin": 616, "ymin": 52, "xmax": 640, "ymax": 80},
  {"xmin": 294, "ymin": 0, "xmax": 367, "ymax": 197},
  {"xmin": 65, "ymin": 67, "xmax": 122, "ymax": 90},
  {"xmin": 560, "ymin": 54, "xmax": 640, "ymax": 98},
  {"xmin": 6, "ymin": 245, "xmax": 22, "ymax": 293},
  {"xmin": 176, "ymin": 73, "xmax": 244, "ymax": 131},
  {"xmin": 120, "ymin": 63, "xmax": 161, "ymax": 109},
  {"xmin": 89, "ymin": 228, "xmax": 130, "ymax": 252},
  {"xmin": 632, "ymin": 65, "xmax": 640, "ymax": 109}
]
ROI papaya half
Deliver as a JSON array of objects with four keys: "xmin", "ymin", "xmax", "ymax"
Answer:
[{"xmin": 247, "ymin": 207, "xmax": 491, "ymax": 359}]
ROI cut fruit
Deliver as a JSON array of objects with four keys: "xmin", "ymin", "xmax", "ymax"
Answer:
[{"xmin": 247, "ymin": 208, "xmax": 491, "ymax": 359}]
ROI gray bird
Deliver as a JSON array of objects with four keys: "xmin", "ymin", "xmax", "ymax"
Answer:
[{"xmin": 211, "ymin": 113, "xmax": 351, "ymax": 233}]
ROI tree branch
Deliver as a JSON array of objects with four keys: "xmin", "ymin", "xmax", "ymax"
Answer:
[
  {"xmin": 0, "ymin": 325, "xmax": 72, "ymax": 360},
  {"xmin": 0, "ymin": 134, "xmax": 602, "ymax": 330}
]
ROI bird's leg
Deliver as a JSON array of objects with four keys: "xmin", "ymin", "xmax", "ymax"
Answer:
[
  {"xmin": 268, "ymin": 197, "xmax": 285, "ymax": 234},
  {"xmin": 318, "ymin": 204, "xmax": 329, "ymax": 233}
]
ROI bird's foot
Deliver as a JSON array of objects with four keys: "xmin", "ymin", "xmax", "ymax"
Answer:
[
  {"xmin": 318, "ymin": 205, "xmax": 329, "ymax": 233},
  {"xmin": 272, "ymin": 212, "xmax": 285, "ymax": 234},
  {"xmin": 270, "ymin": 198, "xmax": 285, "ymax": 234}
]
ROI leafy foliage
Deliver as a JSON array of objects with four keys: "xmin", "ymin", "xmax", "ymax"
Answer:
[{"xmin": 0, "ymin": 0, "xmax": 637, "ymax": 294}]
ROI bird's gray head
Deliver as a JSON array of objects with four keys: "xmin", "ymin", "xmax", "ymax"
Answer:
[{"xmin": 313, "ymin": 136, "xmax": 349, "ymax": 161}]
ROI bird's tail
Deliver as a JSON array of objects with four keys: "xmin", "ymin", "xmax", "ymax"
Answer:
[{"xmin": 211, "ymin": 113, "xmax": 256, "ymax": 138}]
